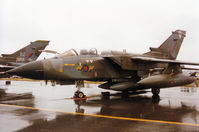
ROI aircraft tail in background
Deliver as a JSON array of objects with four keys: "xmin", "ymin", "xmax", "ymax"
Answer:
[{"xmin": 0, "ymin": 40, "xmax": 49, "ymax": 66}]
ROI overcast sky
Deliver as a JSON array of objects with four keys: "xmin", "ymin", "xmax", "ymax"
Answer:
[{"xmin": 0, "ymin": 0, "xmax": 199, "ymax": 61}]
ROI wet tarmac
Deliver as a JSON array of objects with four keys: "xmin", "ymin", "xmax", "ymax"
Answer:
[{"xmin": 0, "ymin": 80, "xmax": 199, "ymax": 132}]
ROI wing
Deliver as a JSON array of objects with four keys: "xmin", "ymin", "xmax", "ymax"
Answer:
[
  {"xmin": 102, "ymin": 55, "xmax": 199, "ymax": 71},
  {"xmin": 39, "ymin": 50, "xmax": 60, "ymax": 54},
  {"xmin": 132, "ymin": 56, "xmax": 199, "ymax": 66}
]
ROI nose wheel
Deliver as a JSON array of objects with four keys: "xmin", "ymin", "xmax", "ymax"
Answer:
[
  {"xmin": 74, "ymin": 91, "xmax": 86, "ymax": 98},
  {"xmin": 73, "ymin": 80, "xmax": 86, "ymax": 98}
]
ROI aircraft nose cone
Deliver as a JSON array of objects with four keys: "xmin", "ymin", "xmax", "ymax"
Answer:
[{"xmin": 7, "ymin": 61, "xmax": 44, "ymax": 80}]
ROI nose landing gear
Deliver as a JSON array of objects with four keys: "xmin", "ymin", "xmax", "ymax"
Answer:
[
  {"xmin": 74, "ymin": 91, "xmax": 86, "ymax": 98},
  {"xmin": 73, "ymin": 80, "xmax": 86, "ymax": 98}
]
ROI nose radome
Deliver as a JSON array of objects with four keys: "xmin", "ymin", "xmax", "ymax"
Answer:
[{"xmin": 7, "ymin": 60, "xmax": 44, "ymax": 80}]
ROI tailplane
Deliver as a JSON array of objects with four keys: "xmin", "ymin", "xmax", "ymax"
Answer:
[{"xmin": 144, "ymin": 30, "xmax": 186, "ymax": 60}]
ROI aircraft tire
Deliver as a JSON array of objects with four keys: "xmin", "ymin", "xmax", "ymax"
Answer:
[
  {"xmin": 152, "ymin": 88, "xmax": 160, "ymax": 95},
  {"xmin": 74, "ymin": 91, "xmax": 85, "ymax": 98},
  {"xmin": 152, "ymin": 95, "xmax": 160, "ymax": 103},
  {"xmin": 101, "ymin": 92, "xmax": 110, "ymax": 96}
]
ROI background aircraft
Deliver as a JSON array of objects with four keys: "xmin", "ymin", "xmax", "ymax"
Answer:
[
  {"xmin": 6, "ymin": 30, "xmax": 199, "ymax": 98},
  {"xmin": 0, "ymin": 40, "xmax": 49, "ymax": 72}
]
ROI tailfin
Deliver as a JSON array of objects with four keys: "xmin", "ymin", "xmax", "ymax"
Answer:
[
  {"xmin": 144, "ymin": 30, "xmax": 186, "ymax": 60},
  {"xmin": 2, "ymin": 40, "xmax": 49, "ymax": 63}
]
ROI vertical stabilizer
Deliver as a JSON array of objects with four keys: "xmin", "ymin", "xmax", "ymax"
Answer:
[
  {"xmin": 9, "ymin": 40, "xmax": 49, "ymax": 63},
  {"xmin": 144, "ymin": 30, "xmax": 186, "ymax": 60},
  {"xmin": 1, "ymin": 40, "xmax": 49, "ymax": 66}
]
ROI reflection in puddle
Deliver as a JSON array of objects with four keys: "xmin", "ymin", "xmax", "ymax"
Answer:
[
  {"xmin": 181, "ymin": 87, "xmax": 197, "ymax": 93},
  {"xmin": 0, "ymin": 80, "xmax": 199, "ymax": 132}
]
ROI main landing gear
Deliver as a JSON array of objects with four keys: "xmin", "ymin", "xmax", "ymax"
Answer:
[
  {"xmin": 151, "ymin": 88, "xmax": 160, "ymax": 96},
  {"xmin": 74, "ymin": 91, "xmax": 85, "ymax": 98},
  {"xmin": 74, "ymin": 80, "xmax": 86, "ymax": 98},
  {"xmin": 151, "ymin": 88, "xmax": 160, "ymax": 103}
]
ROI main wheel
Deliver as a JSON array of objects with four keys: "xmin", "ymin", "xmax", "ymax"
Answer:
[
  {"xmin": 152, "ymin": 95, "xmax": 160, "ymax": 103},
  {"xmin": 152, "ymin": 88, "xmax": 160, "ymax": 95},
  {"xmin": 101, "ymin": 92, "xmax": 110, "ymax": 96}
]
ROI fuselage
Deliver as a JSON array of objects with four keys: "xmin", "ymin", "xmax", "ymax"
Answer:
[
  {"xmin": 9, "ymin": 55, "xmax": 128, "ymax": 81},
  {"xmin": 6, "ymin": 50, "xmax": 197, "ymax": 91}
]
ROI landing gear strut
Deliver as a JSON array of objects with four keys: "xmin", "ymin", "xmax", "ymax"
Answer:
[
  {"xmin": 151, "ymin": 88, "xmax": 160, "ymax": 95},
  {"xmin": 74, "ymin": 80, "xmax": 86, "ymax": 98}
]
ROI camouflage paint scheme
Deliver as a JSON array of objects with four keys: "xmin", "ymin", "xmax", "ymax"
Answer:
[{"xmin": 7, "ymin": 30, "xmax": 199, "ymax": 96}]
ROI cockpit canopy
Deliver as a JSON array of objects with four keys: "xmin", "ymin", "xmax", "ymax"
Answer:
[
  {"xmin": 54, "ymin": 49, "xmax": 78, "ymax": 58},
  {"xmin": 54, "ymin": 48, "xmax": 98, "ymax": 58},
  {"xmin": 61, "ymin": 49, "xmax": 78, "ymax": 56},
  {"xmin": 54, "ymin": 48, "xmax": 129, "ymax": 59},
  {"xmin": 79, "ymin": 48, "xmax": 98, "ymax": 55}
]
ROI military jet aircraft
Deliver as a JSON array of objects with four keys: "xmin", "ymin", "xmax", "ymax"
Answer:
[
  {"xmin": 0, "ymin": 40, "xmax": 49, "ymax": 72},
  {"xmin": 6, "ymin": 30, "xmax": 199, "ymax": 98}
]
